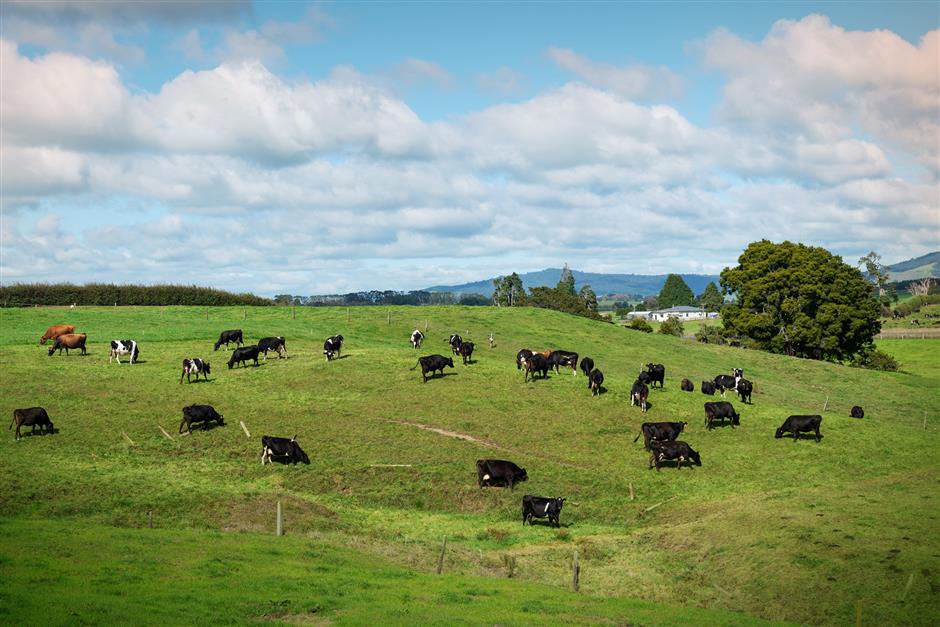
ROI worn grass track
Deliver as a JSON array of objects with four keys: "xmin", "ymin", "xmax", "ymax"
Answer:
[{"xmin": 1, "ymin": 306, "xmax": 937, "ymax": 625}]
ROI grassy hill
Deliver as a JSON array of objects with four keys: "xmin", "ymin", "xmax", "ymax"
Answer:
[
  {"xmin": 887, "ymin": 251, "xmax": 940, "ymax": 282},
  {"xmin": 1, "ymin": 306, "xmax": 937, "ymax": 625}
]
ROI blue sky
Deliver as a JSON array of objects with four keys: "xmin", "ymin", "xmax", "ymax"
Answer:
[{"xmin": 2, "ymin": 1, "xmax": 938, "ymax": 294}]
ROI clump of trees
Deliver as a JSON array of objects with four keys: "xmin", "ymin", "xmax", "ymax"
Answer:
[
  {"xmin": 697, "ymin": 281, "xmax": 723, "ymax": 312},
  {"xmin": 626, "ymin": 318, "xmax": 653, "ymax": 333},
  {"xmin": 492, "ymin": 273, "xmax": 526, "ymax": 306},
  {"xmin": 0, "ymin": 283, "xmax": 272, "ymax": 307},
  {"xmin": 657, "ymin": 274, "xmax": 695, "ymax": 308},
  {"xmin": 494, "ymin": 264, "xmax": 604, "ymax": 321},
  {"xmin": 658, "ymin": 316, "xmax": 684, "ymax": 336},
  {"xmin": 279, "ymin": 291, "xmax": 489, "ymax": 307}
]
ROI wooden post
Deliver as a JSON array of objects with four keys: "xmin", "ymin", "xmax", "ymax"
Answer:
[
  {"xmin": 628, "ymin": 482, "xmax": 635, "ymax": 501},
  {"xmin": 240, "ymin": 421, "xmax": 251, "ymax": 438},
  {"xmin": 572, "ymin": 550, "xmax": 580, "ymax": 592},
  {"xmin": 243, "ymin": 308, "xmax": 247, "ymax": 320},
  {"xmin": 147, "ymin": 510, "xmax": 153, "ymax": 529},
  {"xmin": 387, "ymin": 309, "xmax": 391, "ymax": 325},
  {"xmin": 205, "ymin": 307, "xmax": 208, "ymax": 320},
  {"xmin": 924, "ymin": 411, "xmax": 928, "ymax": 431},
  {"xmin": 823, "ymin": 395, "xmax": 829, "ymax": 412},
  {"xmin": 158, "ymin": 425, "xmax": 174, "ymax": 441},
  {"xmin": 347, "ymin": 307, "xmax": 350, "ymax": 322},
  {"xmin": 276, "ymin": 501, "xmax": 283, "ymax": 536},
  {"xmin": 436, "ymin": 536, "xmax": 447, "ymax": 574},
  {"xmin": 424, "ymin": 319, "xmax": 428, "ymax": 332},
  {"xmin": 856, "ymin": 602, "xmax": 861, "ymax": 627},
  {"xmin": 292, "ymin": 305, "xmax": 295, "ymax": 320},
  {"xmin": 122, "ymin": 432, "xmax": 136, "ymax": 446}
]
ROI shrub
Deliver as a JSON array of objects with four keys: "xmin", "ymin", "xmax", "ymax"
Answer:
[
  {"xmin": 695, "ymin": 325, "xmax": 725, "ymax": 344},
  {"xmin": 627, "ymin": 318, "xmax": 653, "ymax": 333},
  {"xmin": 850, "ymin": 347, "xmax": 900, "ymax": 372},
  {"xmin": 658, "ymin": 316, "xmax": 684, "ymax": 336}
]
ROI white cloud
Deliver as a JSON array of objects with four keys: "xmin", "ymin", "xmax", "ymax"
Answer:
[
  {"xmin": 389, "ymin": 58, "xmax": 455, "ymax": 90},
  {"xmin": 547, "ymin": 47, "xmax": 683, "ymax": 100},
  {"xmin": 476, "ymin": 66, "xmax": 527, "ymax": 96}
]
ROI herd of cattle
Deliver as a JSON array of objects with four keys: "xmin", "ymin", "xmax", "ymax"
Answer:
[{"xmin": 16, "ymin": 321, "xmax": 868, "ymax": 529}]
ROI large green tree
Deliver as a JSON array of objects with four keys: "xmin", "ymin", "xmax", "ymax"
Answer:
[
  {"xmin": 720, "ymin": 240, "xmax": 881, "ymax": 361},
  {"xmin": 657, "ymin": 274, "xmax": 695, "ymax": 308},
  {"xmin": 528, "ymin": 286, "xmax": 604, "ymax": 321},
  {"xmin": 698, "ymin": 281, "xmax": 723, "ymax": 312},
  {"xmin": 492, "ymin": 273, "xmax": 526, "ymax": 307},
  {"xmin": 579, "ymin": 284, "xmax": 598, "ymax": 311},
  {"xmin": 557, "ymin": 263, "xmax": 576, "ymax": 296}
]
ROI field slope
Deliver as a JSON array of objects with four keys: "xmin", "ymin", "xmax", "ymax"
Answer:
[{"xmin": 1, "ymin": 306, "xmax": 937, "ymax": 625}]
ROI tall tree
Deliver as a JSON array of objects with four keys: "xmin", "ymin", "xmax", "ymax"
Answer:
[
  {"xmin": 858, "ymin": 251, "xmax": 891, "ymax": 302},
  {"xmin": 698, "ymin": 281, "xmax": 723, "ymax": 312},
  {"xmin": 492, "ymin": 273, "xmax": 526, "ymax": 307},
  {"xmin": 557, "ymin": 263, "xmax": 576, "ymax": 296},
  {"xmin": 657, "ymin": 274, "xmax": 695, "ymax": 309},
  {"xmin": 720, "ymin": 240, "xmax": 881, "ymax": 361},
  {"xmin": 579, "ymin": 284, "xmax": 598, "ymax": 311}
]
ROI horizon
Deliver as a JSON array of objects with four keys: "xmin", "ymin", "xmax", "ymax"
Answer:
[{"xmin": 2, "ymin": 1, "xmax": 938, "ymax": 294}]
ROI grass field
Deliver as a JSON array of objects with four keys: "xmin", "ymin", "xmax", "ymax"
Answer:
[{"xmin": 1, "ymin": 305, "xmax": 938, "ymax": 625}]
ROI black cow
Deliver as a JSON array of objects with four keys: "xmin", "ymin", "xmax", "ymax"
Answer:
[
  {"xmin": 776, "ymin": 415, "xmax": 823, "ymax": 442},
  {"xmin": 10, "ymin": 407, "xmax": 54, "ymax": 440},
  {"xmin": 516, "ymin": 348, "xmax": 533, "ymax": 370},
  {"xmin": 109, "ymin": 339, "xmax": 139, "ymax": 364},
  {"xmin": 589, "ymin": 369, "xmax": 604, "ymax": 396},
  {"xmin": 522, "ymin": 495, "xmax": 565, "ymax": 527},
  {"xmin": 631, "ymin": 379, "xmax": 649, "ymax": 412},
  {"xmin": 523, "ymin": 353, "xmax": 549, "ymax": 382},
  {"xmin": 645, "ymin": 363, "xmax": 665, "ymax": 388},
  {"xmin": 410, "ymin": 329, "xmax": 425, "ymax": 349},
  {"xmin": 634, "ymin": 421, "xmax": 686, "ymax": 450},
  {"xmin": 179, "ymin": 405, "xmax": 224, "ymax": 433},
  {"xmin": 449, "ymin": 334, "xmax": 463, "ymax": 356},
  {"xmin": 704, "ymin": 401, "xmax": 740, "ymax": 430},
  {"xmin": 701, "ymin": 381, "xmax": 716, "ymax": 395},
  {"xmin": 323, "ymin": 335, "xmax": 344, "ymax": 361},
  {"xmin": 459, "ymin": 341, "xmax": 475, "ymax": 364},
  {"xmin": 180, "ymin": 358, "xmax": 210, "ymax": 383},
  {"xmin": 412, "ymin": 354, "xmax": 454, "ymax": 382},
  {"xmin": 548, "ymin": 350, "xmax": 579, "ymax": 375},
  {"xmin": 680, "ymin": 378, "xmax": 694, "ymax": 392},
  {"xmin": 850, "ymin": 406, "xmax": 865, "ymax": 419},
  {"xmin": 579, "ymin": 356, "xmax": 594, "ymax": 377},
  {"xmin": 260, "ymin": 435, "xmax": 310, "ymax": 465},
  {"xmin": 228, "ymin": 345, "xmax": 260, "ymax": 369},
  {"xmin": 257, "ymin": 337, "xmax": 287, "ymax": 360},
  {"xmin": 649, "ymin": 440, "xmax": 701, "ymax": 471},
  {"xmin": 476, "ymin": 459, "xmax": 528, "ymax": 490},
  {"xmin": 714, "ymin": 374, "xmax": 737, "ymax": 395},
  {"xmin": 213, "ymin": 330, "xmax": 243, "ymax": 351},
  {"xmin": 736, "ymin": 378, "xmax": 753, "ymax": 404},
  {"xmin": 637, "ymin": 371, "xmax": 652, "ymax": 386}
]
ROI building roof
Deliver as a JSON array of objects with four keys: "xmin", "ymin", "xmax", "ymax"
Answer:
[{"xmin": 651, "ymin": 305, "xmax": 705, "ymax": 314}]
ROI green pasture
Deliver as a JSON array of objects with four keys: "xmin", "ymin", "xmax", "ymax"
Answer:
[{"xmin": 0, "ymin": 306, "xmax": 937, "ymax": 625}]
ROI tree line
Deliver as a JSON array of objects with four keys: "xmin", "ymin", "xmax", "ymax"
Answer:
[
  {"xmin": 276, "ymin": 291, "xmax": 490, "ymax": 307},
  {"xmin": 0, "ymin": 283, "xmax": 273, "ymax": 307}
]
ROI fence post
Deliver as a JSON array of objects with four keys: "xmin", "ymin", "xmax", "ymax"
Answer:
[
  {"xmin": 572, "ymin": 550, "xmax": 580, "ymax": 592},
  {"xmin": 629, "ymin": 482, "xmax": 635, "ymax": 501},
  {"xmin": 346, "ymin": 307, "xmax": 350, "ymax": 322},
  {"xmin": 924, "ymin": 411, "xmax": 928, "ymax": 431},
  {"xmin": 148, "ymin": 510, "xmax": 153, "ymax": 529},
  {"xmin": 436, "ymin": 536, "xmax": 447, "ymax": 574},
  {"xmin": 823, "ymin": 395, "xmax": 829, "ymax": 412},
  {"xmin": 244, "ymin": 308, "xmax": 247, "ymax": 320},
  {"xmin": 387, "ymin": 309, "xmax": 391, "ymax": 325},
  {"xmin": 276, "ymin": 500, "xmax": 283, "ymax": 536},
  {"xmin": 205, "ymin": 307, "xmax": 208, "ymax": 320},
  {"xmin": 292, "ymin": 305, "xmax": 295, "ymax": 320}
]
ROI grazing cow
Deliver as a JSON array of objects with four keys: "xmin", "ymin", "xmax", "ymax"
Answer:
[
  {"xmin": 589, "ymin": 369, "xmax": 604, "ymax": 396},
  {"xmin": 476, "ymin": 459, "xmax": 528, "ymax": 490},
  {"xmin": 109, "ymin": 339, "xmax": 139, "ymax": 364},
  {"xmin": 260, "ymin": 435, "xmax": 310, "ymax": 465},
  {"xmin": 680, "ymin": 378, "xmax": 694, "ymax": 392},
  {"xmin": 637, "ymin": 371, "xmax": 652, "ymax": 386},
  {"xmin": 736, "ymin": 378, "xmax": 753, "ymax": 404},
  {"xmin": 10, "ymin": 407, "xmax": 54, "ymax": 440},
  {"xmin": 180, "ymin": 358, "xmax": 211, "ymax": 383},
  {"xmin": 732, "ymin": 367, "xmax": 744, "ymax": 379},
  {"xmin": 228, "ymin": 345, "xmax": 260, "ymax": 369},
  {"xmin": 713, "ymin": 374, "xmax": 737, "ymax": 395},
  {"xmin": 522, "ymin": 495, "xmax": 565, "ymax": 527},
  {"xmin": 631, "ymin": 379, "xmax": 649, "ymax": 412},
  {"xmin": 257, "ymin": 336, "xmax": 287, "ymax": 360},
  {"xmin": 579, "ymin": 356, "xmax": 594, "ymax": 377},
  {"xmin": 40, "ymin": 324, "xmax": 75, "ymax": 345},
  {"xmin": 704, "ymin": 401, "xmax": 741, "ymax": 430},
  {"xmin": 701, "ymin": 381, "xmax": 716, "ymax": 396},
  {"xmin": 410, "ymin": 329, "xmax": 425, "ymax": 349},
  {"xmin": 47, "ymin": 333, "xmax": 87, "ymax": 356},
  {"xmin": 516, "ymin": 348, "xmax": 533, "ymax": 370},
  {"xmin": 178, "ymin": 404, "xmax": 224, "ymax": 434},
  {"xmin": 522, "ymin": 353, "xmax": 550, "ymax": 382},
  {"xmin": 213, "ymin": 330, "xmax": 243, "ymax": 351},
  {"xmin": 323, "ymin": 335, "xmax": 344, "ymax": 361},
  {"xmin": 645, "ymin": 363, "xmax": 666, "ymax": 388},
  {"xmin": 548, "ymin": 350, "xmax": 579, "ymax": 376},
  {"xmin": 449, "ymin": 334, "xmax": 463, "ymax": 356},
  {"xmin": 850, "ymin": 406, "xmax": 865, "ymax": 419},
  {"xmin": 634, "ymin": 421, "xmax": 686, "ymax": 450},
  {"xmin": 459, "ymin": 341, "xmax": 475, "ymax": 364},
  {"xmin": 776, "ymin": 415, "xmax": 823, "ymax": 442},
  {"xmin": 412, "ymin": 354, "xmax": 454, "ymax": 382},
  {"xmin": 649, "ymin": 440, "xmax": 701, "ymax": 471}
]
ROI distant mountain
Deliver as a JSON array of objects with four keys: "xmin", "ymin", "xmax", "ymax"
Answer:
[
  {"xmin": 886, "ymin": 251, "xmax": 940, "ymax": 282},
  {"xmin": 425, "ymin": 268, "xmax": 720, "ymax": 297}
]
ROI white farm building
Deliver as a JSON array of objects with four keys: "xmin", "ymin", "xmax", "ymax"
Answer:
[{"xmin": 626, "ymin": 305, "xmax": 715, "ymax": 321}]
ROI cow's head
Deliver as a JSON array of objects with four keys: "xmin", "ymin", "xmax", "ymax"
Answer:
[
  {"xmin": 295, "ymin": 444, "xmax": 310, "ymax": 465},
  {"xmin": 227, "ymin": 355, "xmax": 236, "ymax": 369},
  {"xmin": 515, "ymin": 468, "xmax": 529, "ymax": 483},
  {"xmin": 733, "ymin": 368, "xmax": 743, "ymax": 378},
  {"xmin": 677, "ymin": 421, "xmax": 688, "ymax": 433},
  {"xmin": 446, "ymin": 358, "xmax": 454, "ymax": 368},
  {"xmin": 47, "ymin": 345, "xmax": 56, "ymax": 356},
  {"xmin": 203, "ymin": 362, "xmax": 211, "ymax": 375},
  {"xmin": 689, "ymin": 449, "xmax": 702, "ymax": 465},
  {"xmin": 774, "ymin": 426, "xmax": 786, "ymax": 439},
  {"xmin": 732, "ymin": 411, "xmax": 741, "ymax": 426},
  {"xmin": 216, "ymin": 414, "xmax": 225, "ymax": 426}
]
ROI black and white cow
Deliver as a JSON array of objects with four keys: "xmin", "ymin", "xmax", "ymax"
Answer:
[
  {"xmin": 714, "ymin": 373, "xmax": 738, "ymax": 396},
  {"xmin": 637, "ymin": 371, "xmax": 652, "ymax": 386},
  {"xmin": 645, "ymin": 363, "xmax": 665, "ymax": 388},
  {"xmin": 228, "ymin": 345, "xmax": 260, "ymax": 369},
  {"xmin": 476, "ymin": 459, "xmax": 528, "ymax": 490},
  {"xmin": 324, "ymin": 335, "xmax": 344, "ymax": 361},
  {"xmin": 776, "ymin": 415, "xmax": 823, "ymax": 442},
  {"xmin": 736, "ymin": 378, "xmax": 753, "ymax": 404},
  {"xmin": 260, "ymin": 435, "xmax": 310, "ymax": 465},
  {"xmin": 522, "ymin": 495, "xmax": 565, "ymax": 527},
  {"xmin": 410, "ymin": 329, "xmax": 425, "ymax": 349},
  {"xmin": 631, "ymin": 379, "xmax": 649, "ymax": 412},
  {"xmin": 449, "ymin": 334, "xmax": 463, "ymax": 356},
  {"xmin": 178, "ymin": 405, "xmax": 224, "ymax": 433},
  {"xmin": 579, "ymin": 356, "xmax": 595, "ymax": 377},
  {"xmin": 680, "ymin": 378, "xmax": 694, "ymax": 392},
  {"xmin": 548, "ymin": 350, "xmax": 579, "ymax": 376},
  {"xmin": 649, "ymin": 440, "xmax": 701, "ymax": 471},
  {"xmin": 850, "ymin": 406, "xmax": 865, "ymax": 419},
  {"xmin": 257, "ymin": 337, "xmax": 287, "ymax": 360},
  {"xmin": 10, "ymin": 407, "xmax": 54, "ymax": 440},
  {"xmin": 213, "ymin": 330, "xmax": 243, "ymax": 351},
  {"xmin": 109, "ymin": 339, "xmax": 139, "ymax": 364},
  {"xmin": 459, "ymin": 341, "xmax": 475, "ymax": 365},
  {"xmin": 701, "ymin": 381, "xmax": 716, "ymax": 396},
  {"xmin": 589, "ymin": 369, "xmax": 604, "ymax": 396},
  {"xmin": 412, "ymin": 354, "xmax": 454, "ymax": 382},
  {"xmin": 522, "ymin": 353, "xmax": 550, "ymax": 382},
  {"xmin": 704, "ymin": 401, "xmax": 740, "ymax": 430},
  {"xmin": 634, "ymin": 421, "xmax": 686, "ymax": 450},
  {"xmin": 516, "ymin": 348, "xmax": 534, "ymax": 370},
  {"xmin": 180, "ymin": 358, "xmax": 210, "ymax": 383}
]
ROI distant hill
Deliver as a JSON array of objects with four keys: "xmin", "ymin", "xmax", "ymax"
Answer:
[
  {"xmin": 425, "ymin": 268, "xmax": 720, "ymax": 297},
  {"xmin": 887, "ymin": 251, "xmax": 940, "ymax": 282}
]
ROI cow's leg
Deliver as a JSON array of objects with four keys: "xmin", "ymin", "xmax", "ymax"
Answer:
[
  {"xmin": 815, "ymin": 426, "xmax": 821, "ymax": 442},
  {"xmin": 180, "ymin": 369, "xmax": 185, "ymax": 384},
  {"xmin": 179, "ymin": 419, "xmax": 187, "ymax": 434}
]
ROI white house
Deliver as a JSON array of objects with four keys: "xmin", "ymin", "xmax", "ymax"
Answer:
[{"xmin": 648, "ymin": 305, "xmax": 711, "ymax": 321}]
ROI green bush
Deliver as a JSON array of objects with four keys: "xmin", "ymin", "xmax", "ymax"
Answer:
[
  {"xmin": 627, "ymin": 318, "xmax": 653, "ymax": 333},
  {"xmin": 850, "ymin": 347, "xmax": 900, "ymax": 372},
  {"xmin": 0, "ymin": 283, "xmax": 272, "ymax": 307},
  {"xmin": 657, "ymin": 316, "xmax": 684, "ymax": 336},
  {"xmin": 695, "ymin": 324, "xmax": 725, "ymax": 344}
]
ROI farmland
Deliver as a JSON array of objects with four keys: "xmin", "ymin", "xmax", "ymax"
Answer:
[{"xmin": 1, "ymin": 305, "xmax": 938, "ymax": 625}]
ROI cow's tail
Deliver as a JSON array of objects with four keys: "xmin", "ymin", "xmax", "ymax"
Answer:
[
  {"xmin": 410, "ymin": 360, "xmax": 420, "ymax": 370},
  {"xmin": 633, "ymin": 431, "xmax": 642, "ymax": 443}
]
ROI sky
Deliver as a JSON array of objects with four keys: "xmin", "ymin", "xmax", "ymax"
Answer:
[{"xmin": 1, "ymin": 1, "xmax": 938, "ymax": 296}]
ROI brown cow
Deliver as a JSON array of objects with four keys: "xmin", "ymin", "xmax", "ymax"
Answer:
[
  {"xmin": 40, "ymin": 325, "xmax": 75, "ymax": 345},
  {"xmin": 48, "ymin": 333, "xmax": 87, "ymax": 356}
]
